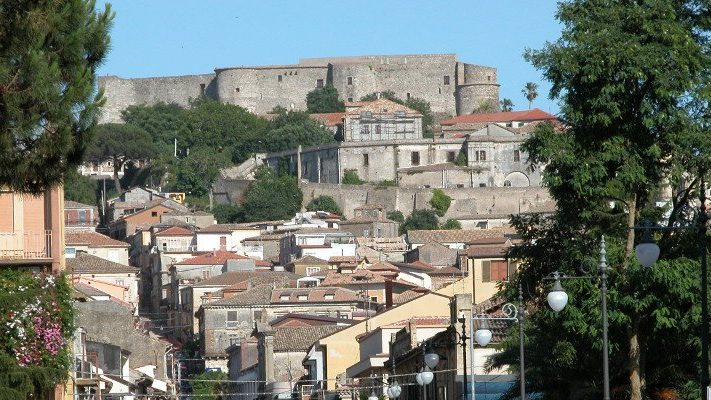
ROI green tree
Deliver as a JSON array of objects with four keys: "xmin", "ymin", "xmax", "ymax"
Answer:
[
  {"xmin": 212, "ymin": 204, "xmax": 244, "ymax": 224},
  {"xmin": 173, "ymin": 146, "xmax": 231, "ymax": 198},
  {"xmin": 400, "ymin": 209, "xmax": 439, "ymax": 234},
  {"xmin": 521, "ymin": 82, "xmax": 538, "ymax": 109},
  {"xmin": 84, "ymin": 123, "xmax": 157, "ymax": 193},
  {"xmin": 454, "ymin": 150, "xmax": 468, "ymax": 167},
  {"xmin": 500, "ymin": 98, "xmax": 514, "ymax": 112},
  {"xmin": 342, "ymin": 170, "xmax": 364, "ymax": 185},
  {"xmin": 472, "ymin": 99, "xmax": 498, "ymax": 114},
  {"xmin": 306, "ymin": 195, "xmax": 342, "ymax": 215},
  {"xmin": 64, "ymin": 169, "xmax": 97, "ymax": 205},
  {"xmin": 190, "ymin": 370, "xmax": 229, "ymax": 400},
  {"xmin": 429, "ymin": 189, "xmax": 452, "ymax": 217},
  {"xmin": 242, "ymin": 167, "xmax": 303, "ymax": 222},
  {"xmin": 440, "ymin": 219, "xmax": 461, "ymax": 230},
  {"xmin": 360, "ymin": 91, "xmax": 401, "ymax": 103},
  {"xmin": 386, "ymin": 210, "xmax": 405, "ymax": 223},
  {"xmin": 306, "ymin": 85, "xmax": 345, "ymax": 113},
  {"xmin": 490, "ymin": 2, "xmax": 711, "ymax": 400},
  {"xmin": 264, "ymin": 111, "xmax": 335, "ymax": 154},
  {"xmin": 0, "ymin": 0, "xmax": 113, "ymax": 194}
]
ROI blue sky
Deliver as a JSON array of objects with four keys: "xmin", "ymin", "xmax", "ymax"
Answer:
[{"xmin": 97, "ymin": 1, "xmax": 562, "ymax": 114}]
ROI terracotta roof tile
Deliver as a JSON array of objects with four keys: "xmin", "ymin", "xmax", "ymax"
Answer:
[
  {"xmin": 194, "ymin": 271, "xmax": 300, "ymax": 288},
  {"xmin": 392, "ymin": 288, "xmax": 430, "ymax": 304},
  {"xmin": 207, "ymin": 284, "xmax": 274, "ymax": 306},
  {"xmin": 310, "ymin": 112, "xmax": 345, "ymax": 127},
  {"xmin": 383, "ymin": 316, "xmax": 450, "ymax": 329},
  {"xmin": 440, "ymin": 108, "xmax": 557, "ymax": 126},
  {"xmin": 198, "ymin": 223, "xmax": 262, "ymax": 233},
  {"xmin": 428, "ymin": 266, "xmax": 466, "ymax": 276},
  {"xmin": 65, "ymin": 232, "xmax": 129, "ymax": 248},
  {"xmin": 273, "ymin": 325, "xmax": 346, "ymax": 352},
  {"xmin": 155, "ymin": 226, "xmax": 195, "ymax": 236},
  {"xmin": 73, "ymin": 282, "xmax": 111, "ymax": 297},
  {"xmin": 288, "ymin": 255, "xmax": 329, "ymax": 266},
  {"xmin": 271, "ymin": 287, "xmax": 360, "ymax": 303},
  {"xmin": 175, "ymin": 251, "xmax": 249, "ymax": 266},
  {"xmin": 64, "ymin": 200, "xmax": 96, "ymax": 209},
  {"xmin": 346, "ymin": 98, "xmax": 421, "ymax": 117},
  {"xmin": 328, "ymin": 256, "xmax": 358, "ymax": 264},
  {"xmin": 67, "ymin": 253, "xmax": 138, "ymax": 274},
  {"xmin": 406, "ymin": 228, "xmax": 515, "ymax": 245}
]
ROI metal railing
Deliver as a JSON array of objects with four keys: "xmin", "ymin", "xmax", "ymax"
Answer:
[{"xmin": 0, "ymin": 230, "xmax": 52, "ymax": 260}]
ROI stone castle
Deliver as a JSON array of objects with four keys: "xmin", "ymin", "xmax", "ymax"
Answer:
[{"xmin": 98, "ymin": 54, "xmax": 500, "ymax": 123}]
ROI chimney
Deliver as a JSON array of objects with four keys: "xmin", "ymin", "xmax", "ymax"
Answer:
[{"xmin": 385, "ymin": 279, "xmax": 393, "ymax": 309}]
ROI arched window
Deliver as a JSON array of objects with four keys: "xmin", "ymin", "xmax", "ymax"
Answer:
[{"xmin": 503, "ymin": 180, "xmax": 512, "ymax": 187}]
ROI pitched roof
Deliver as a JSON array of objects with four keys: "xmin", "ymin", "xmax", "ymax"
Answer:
[
  {"xmin": 65, "ymin": 200, "xmax": 96, "ymax": 209},
  {"xmin": 155, "ymin": 226, "xmax": 195, "ymax": 236},
  {"xmin": 339, "ymin": 217, "xmax": 395, "ymax": 225},
  {"xmin": 347, "ymin": 98, "xmax": 421, "ymax": 117},
  {"xmin": 198, "ymin": 223, "xmax": 261, "ymax": 233},
  {"xmin": 382, "ymin": 316, "xmax": 450, "ymax": 329},
  {"xmin": 73, "ymin": 282, "xmax": 111, "ymax": 297},
  {"xmin": 207, "ymin": 284, "xmax": 275, "ymax": 306},
  {"xmin": 366, "ymin": 261, "xmax": 400, "ymax": 273},
  {"xmin": 242, "ymin": 233, "xmax": 288, "ymax": 242},
  {"xmin": 194, "ymin": 271, "xmax": 300, "ymax": 288},
  {"xmin": 273, "ymin": 325, "xmax": 346, "ymax": 352},
  {"xmin": 310, "ymin": 112, "xmax": 346, "ymax": 127},
  {"xmin": 440, "ymin": 108, "xmax": 557, "ymax": 126},
  {"xmin": 389, "ymin": 261, "xmax": 438, "ymax": 273},
  {"xmin": 406, "ymin": 228, "xmax": 515, "ymax": 244},
  {"xmin": 271, "ymin": 287, "xmax": 360, "ymax": 303},
  {"xmin": 288, "ymin": 255, "xmax": 329, "ymax": 266},
  {"xmin": 428, "ymin": 266, "xmax": 466, "ymax": 276},
  {"xmin": 175, "ymin": 251, "xmax": 249, "ymax": 266},
  {"xmin": 162, "ymin": 210, "xmax": 213, "ymax": 216},
  {"xmin": 392, "ymin": 288, "xmax": 430, "ymax": 304},
  {"xmin": 65, "ymin": 232, "xmax": 129, "ymax": 248},
  {"xmin": 66, "ymin": 253, "xmax": 138, "ymax": 274},
  {"xmin": 321, "ymin": 270, "xmax": 417, "ymax": 288},
  {"xmin": 270, "ymin": 313, "xmax": 355, "ymax": 327},
  {"xmin": 328, "ymin": 256, "xmax": 358, "ymax": 264}
]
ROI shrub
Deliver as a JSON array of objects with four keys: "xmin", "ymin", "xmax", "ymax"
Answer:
[
  {"xmin": 400, "ymin": 209, "xmax": 440, "ymax": 234},
  {"xmin": 386, "ymin": 210, "xmax": 405, "ymax": 223},
  {"xmin": 441, "ymin": 219, "xmax": 462, "ymax": 230},
  {"xmin": 430, "ymin": 189, "xmax": 452, "ymax": 217},
  {"xmin": 342, "ymin": 169, "xmax": 364, "ymax": 185},
  {"xmin": 306, "ymin": 196, "xmax": 342, "ymax": 215}
]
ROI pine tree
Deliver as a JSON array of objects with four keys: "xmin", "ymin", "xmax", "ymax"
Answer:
[{"xmin": 0, "ymin": 0, "xmax": 113, "ymax": 193}]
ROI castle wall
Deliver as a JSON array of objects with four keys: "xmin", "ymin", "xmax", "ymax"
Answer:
[
  {"xmin": 214, "ymin": 66, "xmax": 328, "ymax": 114},
  {"xmin": 97, "ymin": 74, "xmax": 216, "ymax": 123}
]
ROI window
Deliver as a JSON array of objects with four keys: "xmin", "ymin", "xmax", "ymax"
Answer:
[
  {"xmin": 65, "ymin": 247, "xmax": 76, "ymax": 257},
  {"xmin": 479, "ymin": 183, "xmax": 487, "ymax": 187},
  {"xmin": 202, "ymin": 270, "xmax": 211, "ymax": 279},
  {"xmin": 235, "ymin": 87, "xmax": 240, "ymax": 93},
  {"xmin": 411, "ymin": 152, "xmax": 420, "ymax": 166},
  {"xmin": 370, "ymin": 296, "xmax": 378, "ymax": 303},
  {"xmin": 278, "ymin": 75, "xmax": 283, "ymax": 82},
  {"xmin": 474, "ymin": 150, "xmax": 486, "ymax": 162},
  {"xmin": 438, "ymin": 87, "xmax": 442, "ymax": 94},
  {"xmin": 363, "ymin": 229, "xmax": 370, "ymax": 237},
  {"xmin": 280, "ymin": 294, "xmax": 290, "ymax": 301},
  {"xmin": 227, "ymin": 311, "xmax": 238, "ymax": 321},
  {"xmin": 444, "ymin": 76, "xmax": 450, "ymax": 85},
  {"xmin": 482, "ymin": 260, "xmax": 508, "ymax": 282},
  {"xmin": 229, "ymin": 337, "xmax": 240, "ymax": 346},
  {"xmin": 377, "ymin": 228, "xmax": 382, "ymax": 238},
  {"xmin": 298, "ymin": 295, "xmax": 308, "ymax": 301},
  {"xmin": 253, "ymin": 310, "xmax": 262, "ymax": 321},
  {"xmin": 347, "ymin": 76, "xmax": 353, "ymax": 85},
  {"xmin": 219, "ymin": 236, "xmax": 227, "ymax": 251},
  {"xmin": 363, "ymin": 154, "xmax": 369, "ymax": 166},
  {"xmin": 348, "ymin": 97, "xmax": 353, "ymax": 102},
  {"xmin": 447, "ymin": 151, "xmax": 456, "ymax": 162},
  {"xmin": 324, "ymin": 294, "xmax": 334, "ymax": 300},
  {"xmin": 375, "ymin": 125, "xmax": 381, "ymax": 135},
  {"xmin": 316, "ymin": 79, "xmax": 324, "ymax": 88},
  {"xmin": 115, "ymin": 279, "xmax": 124, "ymax": 286},
  {"xmin": 306, "ymin": 267, "xmax": 321, "ymax": 276},
  {"xmin": 360, "ymin": 125, "xmax": 370, "ymax": 136},
  {"xmin": 514, "ymin": 150, "xmax": 521, "ymax": 161},
  {"xmin": 200, "ymin": 83, "xmax": 206, "ymax": 95},
  {"xmin": 151, "ymin": 211, "xmax": 158, "ymax": 217},
  {"xmin": 487, "ymin": 75, "xmax": 491, "ymax": 81},
  {"xmin": 303, "ymin": 161, "xmax": 309, "ymax": 176},
  {"xmin": 78, "ymin": 210, "xmax": 87, "ymax": 223},
  {"xmin": 406, "ymin": 92, "xmax": 411, "ymax": 100},
  {"xmin": 503, "ymin": 180, "xmax": 512, "ymax": 187}
]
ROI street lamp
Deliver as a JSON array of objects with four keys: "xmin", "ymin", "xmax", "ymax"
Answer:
[
  {"xmin": 545, "ymin": 235, "xmax": 610, "ymax": 400},
  {"xmin": 386, "ymin": 381, "xmax": 402, "ymax": 399},
  {"xmin": 471, "ymin": 294, "xmax": 525, "ymax": 400},
  {"xmin": 368, "ymin": 391, "xmax": 379, "ymax": 400}
]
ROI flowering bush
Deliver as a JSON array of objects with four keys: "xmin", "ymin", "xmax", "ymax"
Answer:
[{"xmin": 0, "ymin": 269, "xmax": 74, "ymax": 398}]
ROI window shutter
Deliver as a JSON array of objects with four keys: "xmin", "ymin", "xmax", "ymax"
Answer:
[
  {"xmin": 227, "ymin": 311, "xmax": 237, "ymax": 321},
  {"xmin": 492, "ymin": 260, "xmax": 507, "ymax": 281},
  {"xmin": 508, "ymin": 260, "xmax": 516, "ymax": 279},
  {"xmin": 482, "ymin": 261, "xmax": 491, "ymax": 282}
]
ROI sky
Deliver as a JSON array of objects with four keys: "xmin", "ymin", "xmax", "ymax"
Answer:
[{"xmin": 97, "ymin": 1, "xmax": 563, "ymax": 114}]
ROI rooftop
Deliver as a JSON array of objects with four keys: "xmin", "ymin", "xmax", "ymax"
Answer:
[
  {"xmin": 198, "ymin": 223, "xmax": 262, "ymax": 233},
  {"xmin": 273, "ymin": 325, "xmax": 346, "ymax": 352},
  {"xmin": 67, "ymin": 253, "xmax": 138, "ymax": 275},
  {"xmin": 175, "ymin": 251, "xmax": 252, "ymax": 266},
  {"xmin": 65, "ymin": 200, "xmax": 97, "ymax": 209},
  {"xmin": 440, "ymin": 108, "xmax": 557, "ymax": 126},
  {"xmin": 287, "ymin": 255, "xmax": 330, "ymax": 266},
  {"xmin": 154, "ymin": 226, "xmax": 195, "ymax": 237},
  {"xmin": 193, "ymin": 271, "xmax": 299, "ymax": 288},
  {"xmin": 310, "ymin": 112, "xmax": 345, "ymax": 127},
  {"xmin": 406, "ymin": 227, "xmax": 515, "ymax": 244},
  {"xmin": 65, "ymin": 232, "xmax": 129, "ymax": 248}
]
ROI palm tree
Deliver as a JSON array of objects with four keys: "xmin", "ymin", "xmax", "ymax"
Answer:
[
  {"xmin": 521, "ymin": 82, "xmax": 539, "ymax": 109},
  {"xmin": 500, "ymin": 98, "xmax": 514, "ymax": 112}
]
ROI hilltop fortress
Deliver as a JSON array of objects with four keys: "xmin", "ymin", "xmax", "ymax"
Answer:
[{"xmin": 98, "ymin": 54, "xmax": 500, "ymax": 123}]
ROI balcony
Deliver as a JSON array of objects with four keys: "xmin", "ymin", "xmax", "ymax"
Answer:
[{"xmin": 0, "ymin": 231, "xmax": 52, "ymax": 261}]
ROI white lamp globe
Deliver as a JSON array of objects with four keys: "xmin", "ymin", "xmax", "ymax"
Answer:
[
  {"xmin": 424, "ymin": 352, "xmax": 440, "ymax": 369},
  {"xmin": 474, "ymin": 328, "xmax": 493, "ymax": 347},
  {"xmin": 368, "ymin": 391, "xmax": 378, "ymax": 400},
  {"xmin": 420, "ymin": 367, "xmax": 434, "ymax": 385},
  {"xmin": 387, "ymin": 381, "xmax": 401, "ymax": 399},
  {"xmin": 547, "ymin": 289, "xmax": 568, "ymax": 312},
  {"xmin": 416, "ymin": 372, "xmax": 424, "ymax": 386},
  {"xmin": 635, "ymin": 242, "xmax": 660, "ymax": 268}
]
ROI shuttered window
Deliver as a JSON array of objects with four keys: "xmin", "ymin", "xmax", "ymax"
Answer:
[
  {"xmin": 227, "ymin": 311, "xmax": 238, "ymax": 321},
  {"xmin": 482, "ymin": 260, "xmax": 491, "ymax": 282},
  {"xmin": 482, "ymin": 260, "xmax": 509, "ymax": 282}
]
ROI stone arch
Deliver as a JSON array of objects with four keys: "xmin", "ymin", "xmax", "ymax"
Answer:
[{"xmin": 503, "ymin": 171, "xmax": 530, "ymax": 187}]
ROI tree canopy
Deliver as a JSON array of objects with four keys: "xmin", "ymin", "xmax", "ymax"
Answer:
[
  {"xmin": 400, "ymin": 209, "xmax": 440, "ymax": 233},
  {"xmin": 491, "ymin": 2, "xmax": 711, "ymax": 400},
  {"xmin": 84, "ymin": 123, "xmax": 157, "ymax": 192},
  {"xmin": 430, "ymin": 189, "xmax": 452, "ymax": 217},
  {"xmin": 241, "ymin": 167, "xmax": 303, "ymax": 222},
  {"xmin": 360, "ymin": 91, "xmax": 435, "ymax": 133},
  {"xmin": 0, "ymin": 0, "xmax": 113, "ymax": 193},
  {"xmin": 306, "ymin": 85, "xmax": 345, "ymax": 113},
  {"xmin": 306, "ymin": 195, "xmax": 342, "ymax": 215},
  {"xmin": 521, "ymin": 82, "xmax": 538, "ymax": 109}
]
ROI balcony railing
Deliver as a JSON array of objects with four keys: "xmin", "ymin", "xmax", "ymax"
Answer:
[{"xmin": 0, "ymin": 231, "xmax": 52, "ymax": 260}]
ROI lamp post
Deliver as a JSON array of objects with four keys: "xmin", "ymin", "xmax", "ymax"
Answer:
[
  {"xmin": 458, "ymin": 312, "xmax": 469, "ymax": 400},
  {"xmin": 545, "ymin": 235, "xmax": 610, "ymax": 400},
  {"xmin": 632, "ymin": 176, "xmax": 709, "ymax": 400},
  {"xmin": 387, "ymin": 340, "xmax": 402, "ymax": 400},
  {"xmin": 471, "ymin": 299, "xmax": 524, "ymax": 400}
]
